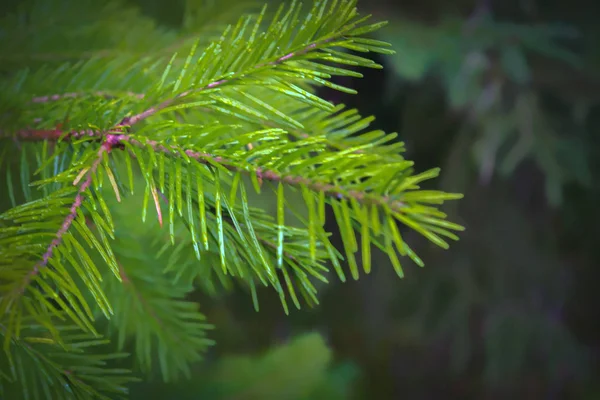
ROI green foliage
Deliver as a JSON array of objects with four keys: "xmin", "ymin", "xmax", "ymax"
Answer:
[
  {"xmin": 0, "ymin": 0, "xmax": 463, "ymax": 397},
  {"xmin": 388, "ymin": 189, "xmax": 591, "ymax": 389},
  {"xmin": 378, "ymin": 15, "xmax": 592, "ymax": 205},
  {"xmin": 335, "ymin": 6, "xmax": 596, "ymax": 391},
  {"xmin": 194, "ymin": 332, "xmax": 357, "ymax": 399},
  {"xmin": 97, "ymin": 198, "xmax": 215, "ymax": 383},
  {"xmin": 0, "ymin": 322, "xmax": 138, "ymax": 400},
  {"xmin": 129, "ymin": 332, "xmax": 359, "ymax": 399}
]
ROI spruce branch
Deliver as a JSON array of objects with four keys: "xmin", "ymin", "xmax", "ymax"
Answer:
[
  {"xmin": 120, "ymin": 133, "xmax": 411, "ymax": 210},
  {"xmin": 107, "ymin": 261, "xmax": 213, "ymax": 381},
  {"xmin": 0, "ymin": 0, "xmax": 465, "ymax": 397},
  {"xmin": 33, "ymin": 140, "xmax": 113, "ymax": 272},
  {"xmin": 6, "ymin": 126, "xmax": 425, "ymax": 213},
  {"xmin": 15, "ymin": 91, "xmax": 383, "ymax": 158},
  {"xmin": 117, "ymin": 36, "xmax": 343, "ymax": 127},
  {"xmin": 0, "ymin": 322, "xmax": 137, "ymax": 399},
  {"xmin": 7, "ymin": 135, "xmax": 121, "ymax": 305},
  {"xmin": 0, "ymin": 136, "xmax": 121, "ymax": 349}
]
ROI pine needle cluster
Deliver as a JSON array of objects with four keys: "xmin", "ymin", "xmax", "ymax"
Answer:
[{"xmin": 0, "ymin": 0, "xmax": 464, "ymax": 398}]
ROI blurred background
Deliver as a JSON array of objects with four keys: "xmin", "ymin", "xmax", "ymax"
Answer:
[
  {"xmin": 130, "ymin": 0, "xmax": 600, "ymax": 398},
  {"xmin": 5, "ymin": 0, "xmax": 600, "ymax": 398}
]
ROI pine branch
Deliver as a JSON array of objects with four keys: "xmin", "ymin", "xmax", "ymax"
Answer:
[
  {"xmin": 8, "ymin": 123, "xmax": 458, "ymax": 216},
  {"xmin": 121, "ymin": 133, "xmax": 412, "ymax": 210},
  {"xmin": 0, "ymin": 322, "xmax": 137, "ymax": 400},
  {"xmin": 33, "ymin": 140, "xmax": 112, "ymax": 273},
  {"xmin": 0, "ymin": 137, "xmax": 122, "ymax": 347},
  {"xmin": 5, "ymin": 91, "xmax": 462, "ymax": 311},
  {"xmin": 117, "ymin": 32, "xmax": 347, "ymax": 126},
  {"xmin": 0, "ymin": 0, "xmax": 465, "ymax": 397},
  {"xmin": 15, "ymin": 90, "xmax": 393, "ymax": 160},
  {"xmin": 106, "ymin": 261, "xmax": 213, "ymax": 382}
]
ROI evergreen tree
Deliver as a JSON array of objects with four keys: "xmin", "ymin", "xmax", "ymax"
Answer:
[{"xmin": 0, "ymin": 0, "xmax": 463, "ymax": 398}]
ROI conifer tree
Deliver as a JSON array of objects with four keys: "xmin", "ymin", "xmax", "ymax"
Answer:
[{"xmin": 0, "ymin": 0, "xmax": 464, "ymax": 398}]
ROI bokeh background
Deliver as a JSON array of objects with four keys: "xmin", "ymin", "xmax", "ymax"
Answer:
[
  {"xmin": 129, "ymin": 0, "xmax": 600, "ymax": 398},
  {"xmin": 5, "ymin": 0, "xmax": 600, "ymax": 398}
]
